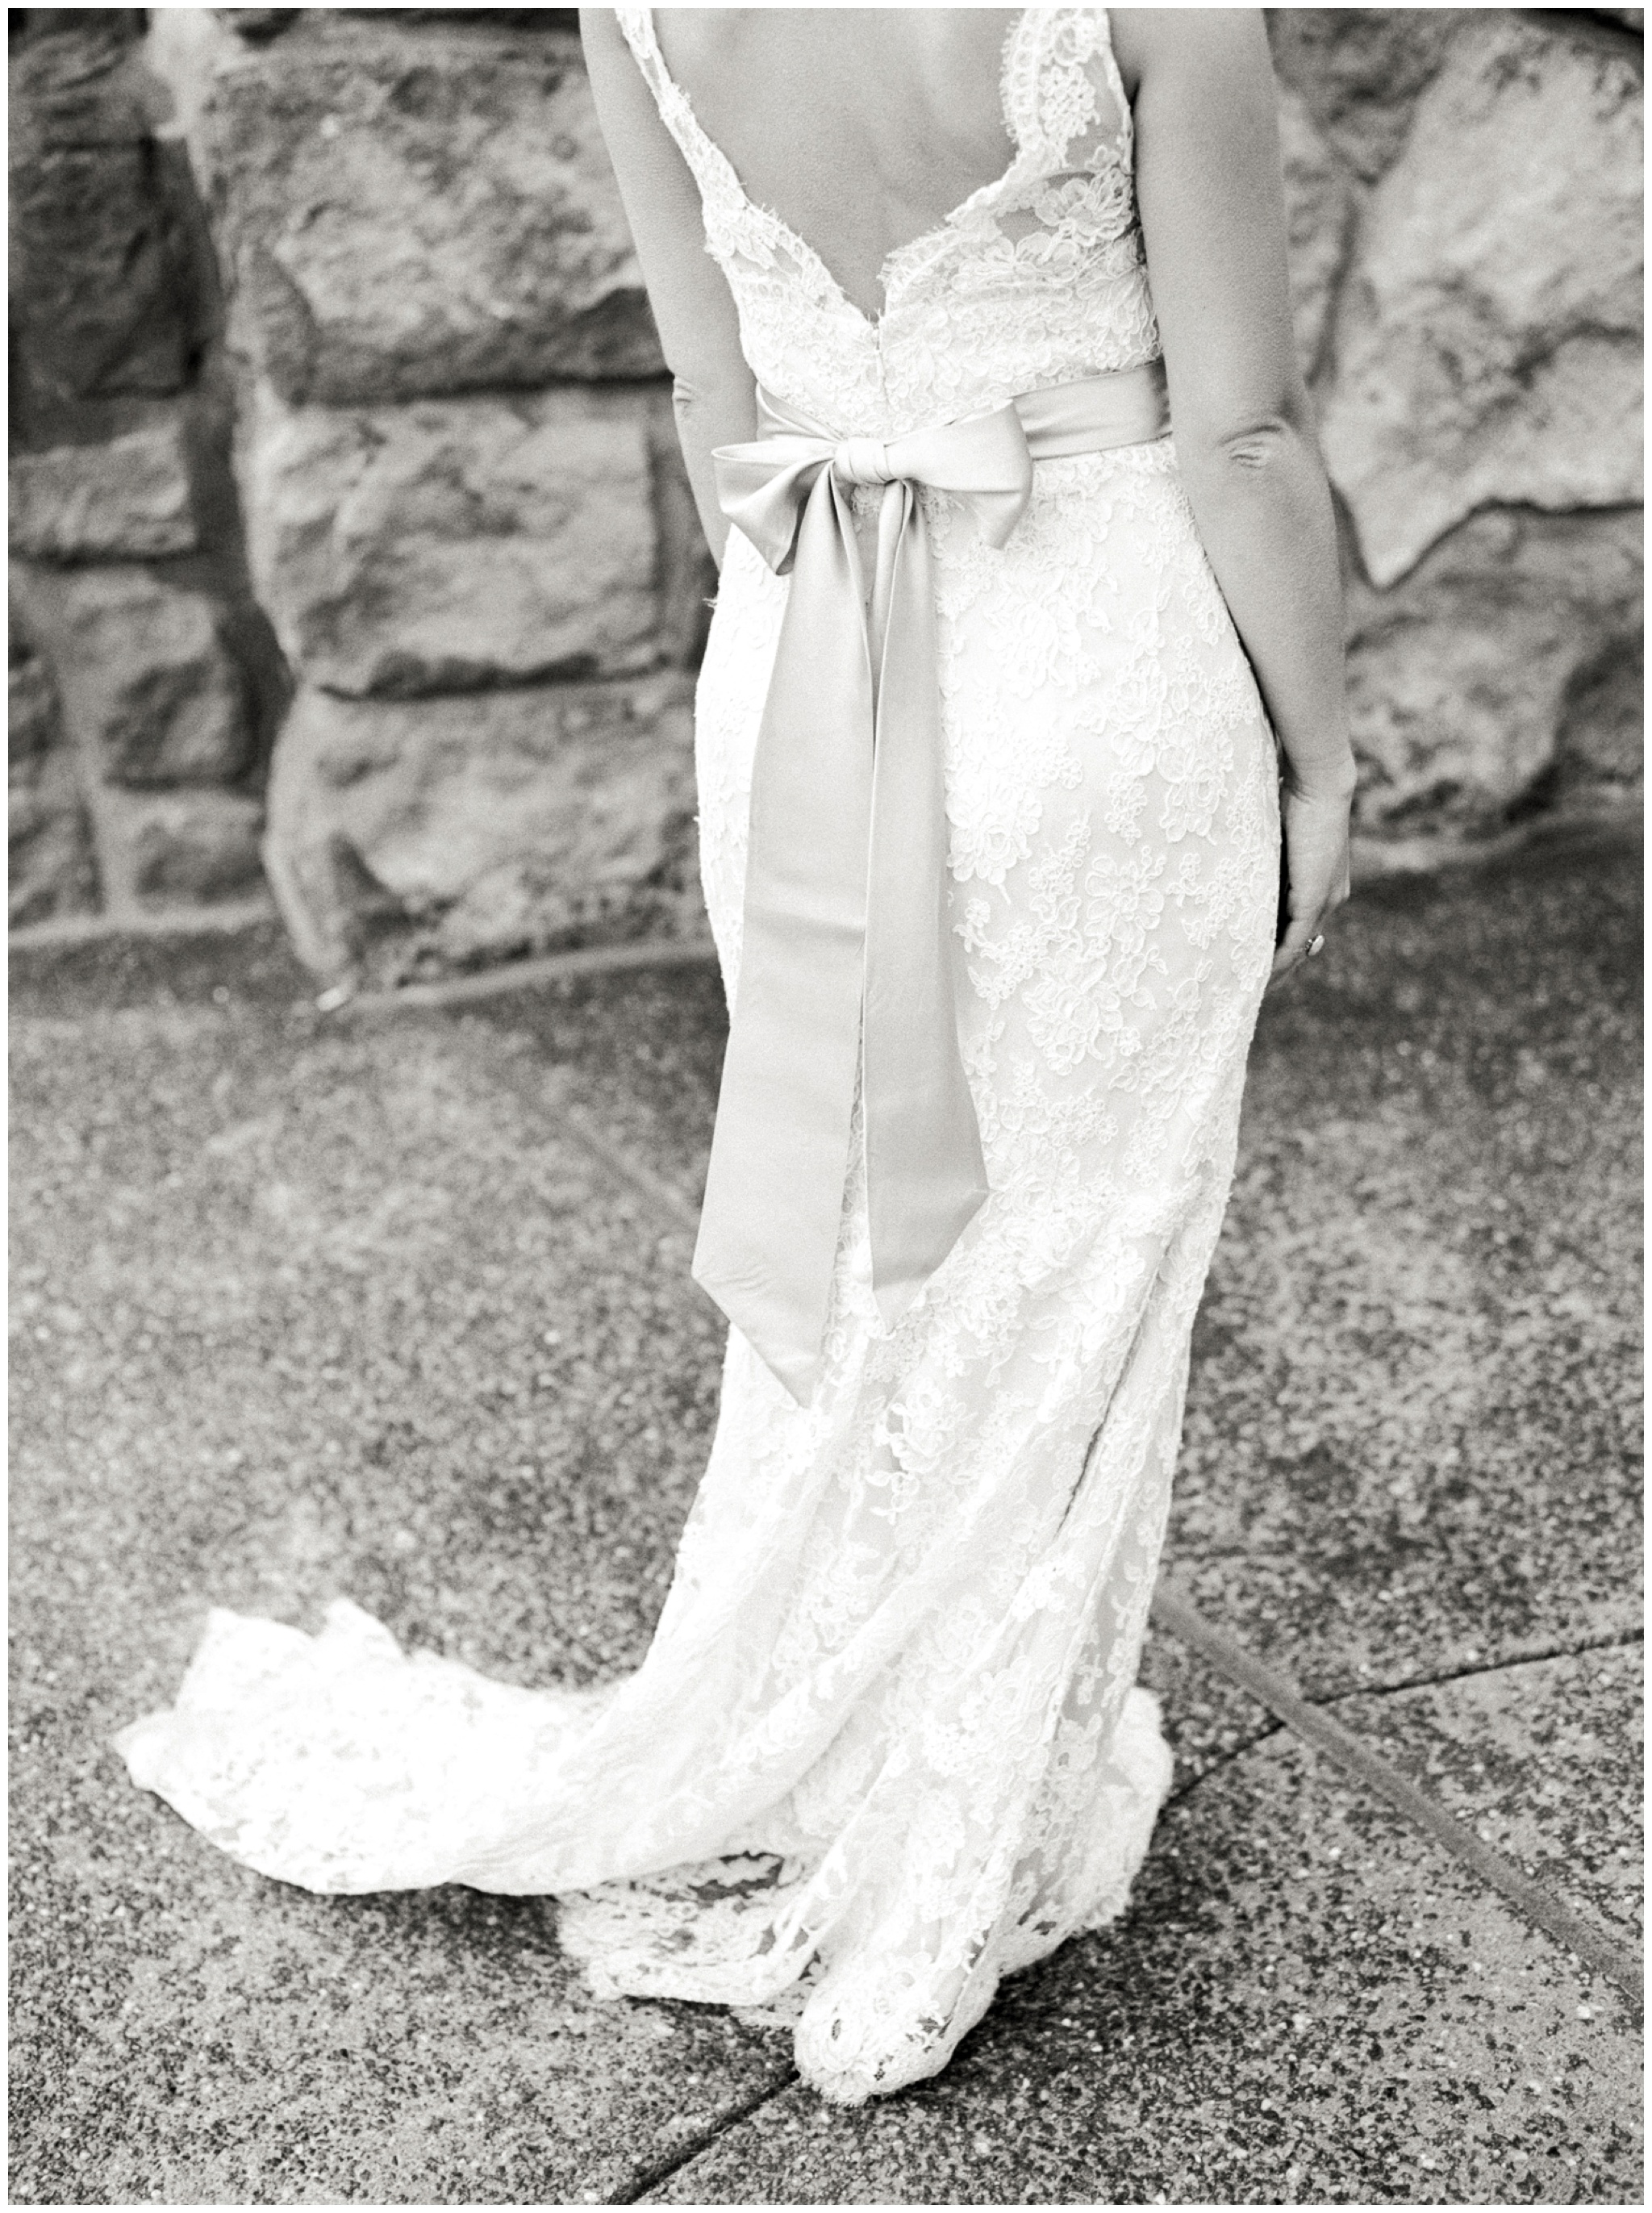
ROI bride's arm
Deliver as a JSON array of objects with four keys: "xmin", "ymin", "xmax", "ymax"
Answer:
[
  {"xmin": 1112, "ymin": 8, "xmax": 1354, "ymax": 979},
  {"xmin": 581, "ymin": 10, "xmax": 757, "ymax": 568}
]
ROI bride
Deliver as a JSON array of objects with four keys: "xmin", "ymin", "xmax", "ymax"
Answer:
[{"xmin": 118, "ymin": 8, "xmax": 1353, "ymax": 2106}]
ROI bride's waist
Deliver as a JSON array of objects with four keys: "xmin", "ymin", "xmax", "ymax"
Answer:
[
  {"xmin": 835, "ymin": 433, "xmax": 1178, "ymax": 526},
  {"xmin": 753, "ymin": 349, "xmax": 1168, "ymax": 451}
]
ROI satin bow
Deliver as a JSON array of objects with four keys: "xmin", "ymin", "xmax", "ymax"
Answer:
[{"xmin": 694, "ymin": 367, "xmax": 1170, "ymax": 1405}]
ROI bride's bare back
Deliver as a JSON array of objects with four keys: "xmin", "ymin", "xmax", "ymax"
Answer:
[{"xmin": 653, "ymin": 8, "xmax": 1018, "ymax": 320}]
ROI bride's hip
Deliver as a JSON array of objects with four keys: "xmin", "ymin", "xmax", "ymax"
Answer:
[{"xmin": 694, "ymin": 461, "xmax": 1279, "ymax": 915}]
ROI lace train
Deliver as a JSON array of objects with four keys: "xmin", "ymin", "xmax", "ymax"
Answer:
[{"xmin": 117, "ymin": 1593, "xmax": 1175, "ymax": 2107}]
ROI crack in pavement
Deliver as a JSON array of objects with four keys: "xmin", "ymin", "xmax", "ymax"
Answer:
[
  {"xmin": 540, "ymin": 1069, "xmax": 703, "ymax": 1230},
  {"xmin": 1166, "ymin": 1720, "xmax": 1285, "ymax": 1805},
  {"xmin": 1327, "ymin": 1627, "xmax": 1644, "ymax": 1706},
  {"xmin": 1163, "ymin": 1628, "xmax": 1642, "ymax": 1807},
  {"xmin": 611, "ymin": 2069, "xmax": 799, "ymax": 2206},
  {"xmin": 1152, "ymin": 1586, "xmax": 1643, "ymax": 2008},
  {"xmin": 1160, "ymin": 1636, "xmax": 1644, "ymax": 1838}
]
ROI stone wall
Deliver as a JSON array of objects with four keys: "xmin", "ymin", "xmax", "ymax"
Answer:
[
  {"xmin": 1271, "ymin": 9, "xmax": 1643, "ymax": 848},
  {"xmin": 9, "ymin": 7, "xmax": 1643, "ymax": 980},
  {"xmin": 9, "ymin": 7, "xmax": 289, "ymax": 927}
]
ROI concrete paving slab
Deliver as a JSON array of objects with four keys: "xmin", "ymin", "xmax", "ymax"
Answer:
[
  {"xmin": 1170, "ymin": 825, "xmax": 1641, "ymax": 1693},
  {"xmin": 653, "ymin": 1717, "xmax": 1641, "ymax": 2205},
  {"xmin": 10, "ymin": 992, "xmax": 789, "ymax": 2203},
  {"xmin": 1332, "ymin": 1645, "xmax": 1643, "ymax": 1944},
  {"xmin": 1137, "ymin": 1618, "xmax": 1279, "ymax": 1794},
  {"xmin": 465, "ymin": 959, "xmax": 727, "ymax": 1209},
  {"xmin": 10, "ymin": 1835, "xmax": 791, "ymax": 2205},
  {"xmin": 10, "ymin": 998, "xmax": 726, "ymax": 1684}
]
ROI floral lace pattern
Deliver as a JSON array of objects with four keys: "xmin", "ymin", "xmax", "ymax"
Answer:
[
  {"xmin": 618, "ymin": 6, "xmax": 1161, "ymax": 438},
  {"xmin": 116, "ymin": 9, "xmax": 1281, "ymax": 2107}
]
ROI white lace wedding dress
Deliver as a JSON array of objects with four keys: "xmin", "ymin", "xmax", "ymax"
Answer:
[{"xmin": 117, "ymin": 8, "xmax": 1279, "ymax": 2106}]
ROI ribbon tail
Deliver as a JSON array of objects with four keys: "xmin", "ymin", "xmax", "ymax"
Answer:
[
  {"xmin": 692, "ymin": 471, "xmax": 875, "ymax": 1403},
  {"xmin": 861, "ymin": 493, "xmax": 991, "ymax": 1330}
]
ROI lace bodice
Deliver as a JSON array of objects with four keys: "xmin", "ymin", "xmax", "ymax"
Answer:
[{"xmin": 615, "ymin": 7, "xmax": 1161, "ymax": 438}]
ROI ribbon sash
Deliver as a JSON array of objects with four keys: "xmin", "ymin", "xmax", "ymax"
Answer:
[{"xmin": 694, "ymin": 364, "xmax": 1170, "ymax": 1405}]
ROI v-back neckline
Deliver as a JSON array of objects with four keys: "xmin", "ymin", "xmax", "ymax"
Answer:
[{"xmin": 640, "ymin": 7, "xmax": 1035, "ymax": 337}]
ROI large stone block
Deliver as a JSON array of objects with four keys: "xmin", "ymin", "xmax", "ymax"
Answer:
[
  {"xmin": 10, "ymin": 145, "xmax": 192, "ymax": 403},
  {"xmin": 9, "ymin": 653, "xmax": 99, "ymax": 925},
  {"xmin": 241, "ymin": 383, "xmax": 672, "ymax": 696},
  {"xmin": 1265, "ymin": 10, "xmax": 1467, "ymax": 182},
  {"xmin": 10, "ymin": 751, "xmax": 100, "ymax": 926},
  {"xmin": 8, "ymin": 13, "xmax": 154, "ymax": 144},
  {"xmin": 59, "ymin": 569, "xmax": 252, "ymax": 788},
  {"xmin": 262, "ymin": 675, "xmax": 698, "ymax": 975},
  {"xmin": 8, "ymin": 421, "xmax": 196, "ymax": 562},
  {"xmin": 1320, "ymin": 15, "xmax": 1642, "ymax": 587},
  {"xmin": 198, "ymin": 22, "xmax": 663, "ymax": 404},
  {"xmin": 9, "ymin": 18, "xmax": 191, "ymax": 403},
  {"xmin": 1276, "ymin": 86, "xmax": 1355, "ymax": 381},
  {"xmin": 124, "ymin": 788, "xmax": 266, "ymax": 906},
  {"xmin": 1345, "ymin": 507, "xmax": 1642, "ymax": 833},
  {"xmin": 9, "ymin": 656, "xmax": 63, "ymax": 766},
  {"xmin": 1555, "ymin": 640, "xmax": 1643, "ymax": 795}
]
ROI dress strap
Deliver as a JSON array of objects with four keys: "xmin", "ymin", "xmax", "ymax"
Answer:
[
  {"xmin": 1008, "ymin": 9, "xmax": 1133, "ymax": 176},
  {"xmin": 613, "ymin": 9, "xmax": 733, "ymax": 203},
  {"xmin": 612, "ymin": 8, "xmax": 665, "ymax": 100}
]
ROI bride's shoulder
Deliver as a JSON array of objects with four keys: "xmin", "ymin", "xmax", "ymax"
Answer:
[{"xmin": 1108, "ymin": 8, "xmax": 1274, "ymax": 100}]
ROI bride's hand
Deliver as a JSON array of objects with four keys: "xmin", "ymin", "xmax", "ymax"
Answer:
[{"xmin": 1270, "ymin": 777, "xmax": 1354, "ymax": 986}]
